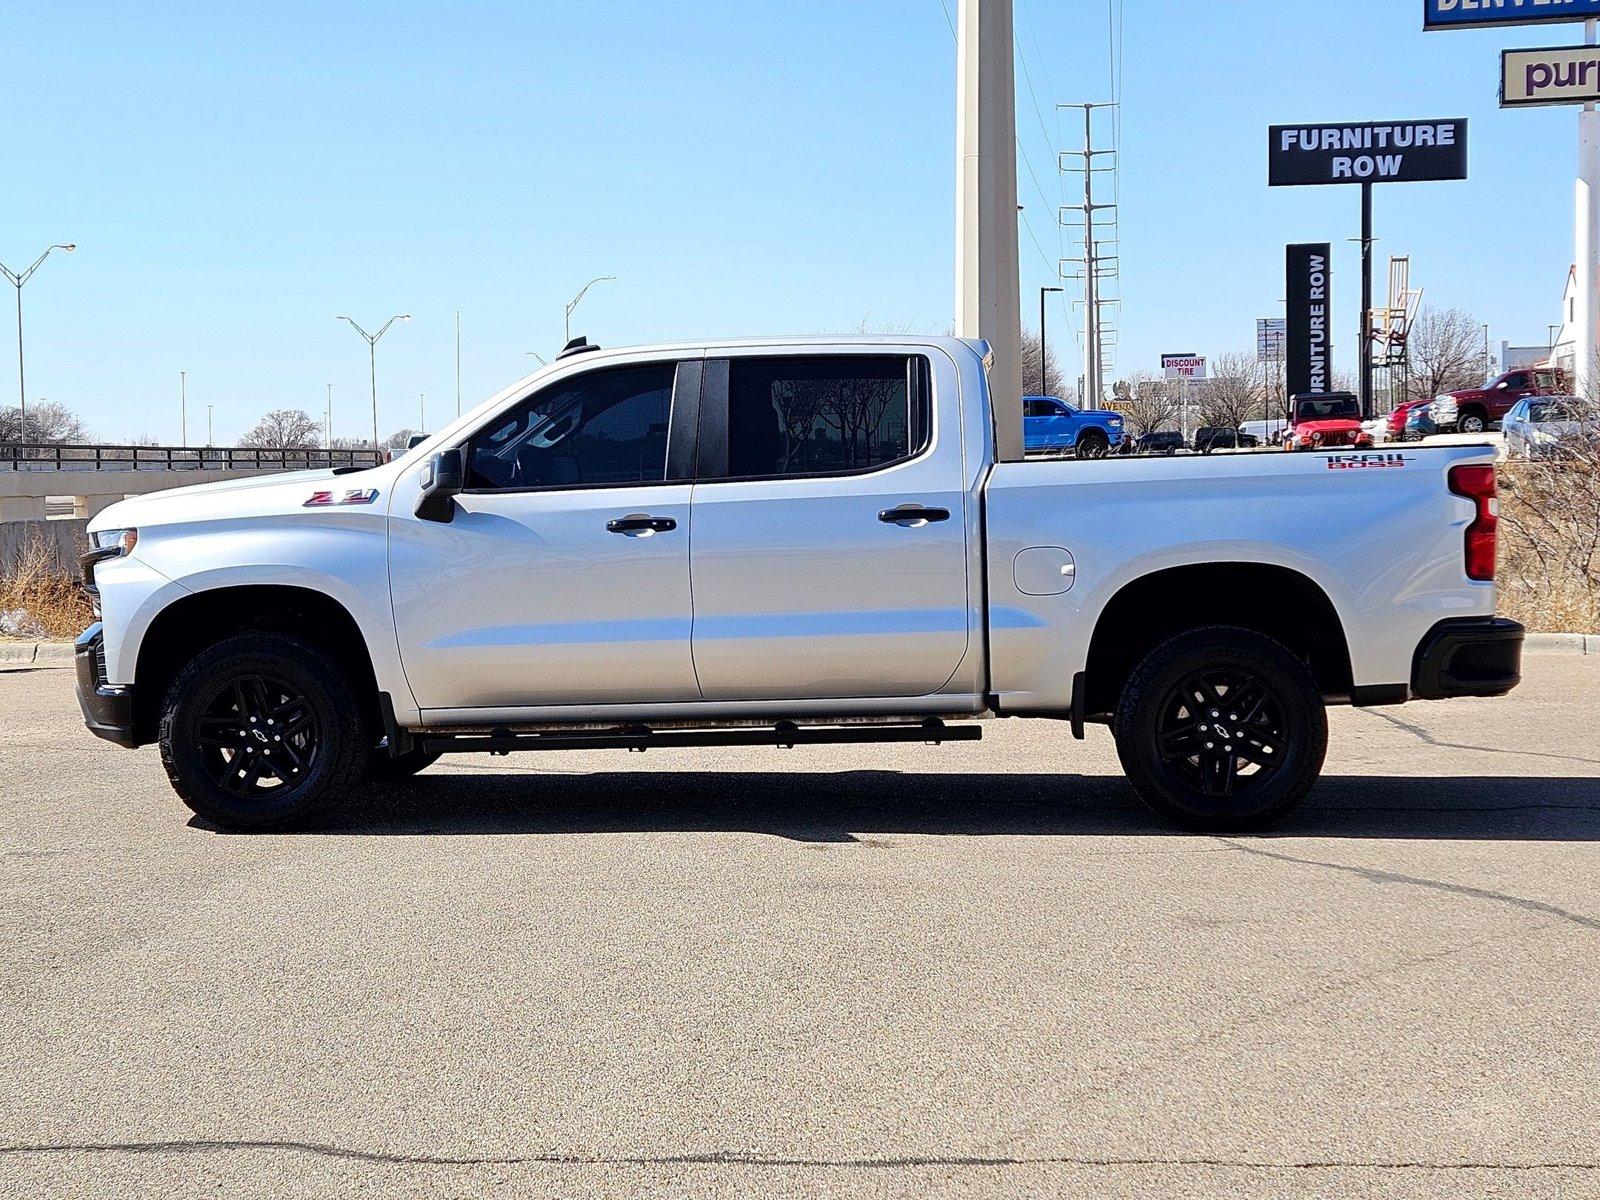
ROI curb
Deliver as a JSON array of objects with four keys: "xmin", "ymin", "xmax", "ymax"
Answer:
[
  {"xmin": 0, "ymin": 642, "xmax": 74, "ymax": 667},
  {"xmin": 1524, "ymin": 632, "xmax": 1595, "ymax": 656}
]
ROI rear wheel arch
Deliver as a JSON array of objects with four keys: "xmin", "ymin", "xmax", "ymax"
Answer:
[
  {"xmin": 132, "ymin": 585, "xmax": 382, "ymax": 746},
  {"xmin": 1080, "ymin": 562, "xmax": 1354, "ymax": 719}
]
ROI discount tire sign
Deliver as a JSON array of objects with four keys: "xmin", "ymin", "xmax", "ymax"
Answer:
[{"xmin": 1268, "ymin": 120, "xmax": 1468, "ymax": 187}]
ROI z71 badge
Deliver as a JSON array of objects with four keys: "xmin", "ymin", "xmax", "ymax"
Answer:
[
  {"xmin": 1326, "ymin": 452, "xmax": 1407, "ymax": 471},
  {"xmin": 304, "ymin": 487, "xmax": 380, "ymax": 507}
]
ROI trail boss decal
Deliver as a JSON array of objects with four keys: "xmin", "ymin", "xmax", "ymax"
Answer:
[
  {"xmin": 1326, "ymin": 452, "xmax": 1409, "ymax": 471},
  {"xmin": 304, "ymin": 488, "xmax": 380, "ymax": 507}
]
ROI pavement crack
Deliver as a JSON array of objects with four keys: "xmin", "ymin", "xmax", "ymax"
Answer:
[
  {"xmin": 1357, "ymin": 708, "xmax": 1600, "ymax": 767},
  {"xmin": 1220, "ymin": 840, "xmax": 1600, "ymax": 931},
  {"xmin": 0, "ymin": 1141, "xmax": 1596, "ymax": 1172}
]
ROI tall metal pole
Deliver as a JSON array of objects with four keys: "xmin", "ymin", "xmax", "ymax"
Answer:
[
  {"xmin": 455, "ymin": 309, "xmax": 462, "ymax": 416},
  {"xmin": 955, "ymin": 0, "xmax": 1023, "ymax": 461},
  {"xmin": 180, "ymin": 370, "xmax": 187, "ymax": 446},
  {"xmin": 0, "ymin": 244, "xmax": 75, "ymax": 444},
  {"xmin": 1579, "ymin": 17, "xmax": 1600, "ymax": 398},
  {"xmin": 1359, "ymin": 182, "xmax": 1374, "ymax": 419},
  {"xmin": 14, "ymin": 285, "xmax": 24, "ymax": 446},
  {"xmin": 1040, "ymin": 286, "xmax": 1063, "ymax": 396},
  {"xmin": 325, "ymin": 383, "xmax": 333, "ymax": 450},
  {"xmin": 1083, "ymin": 107, "xmax": 1100, "ymax": 408},
  {"xmin": 369, "ymin": 341, "xmax": 378, "ymax": 448},
  {"xmin": 206, "ymin": 404, "xmax": 213, "ymax": 447},
  {"xmin": 419, "ymin": 392, "xmax": 425, "ymax": 433}
]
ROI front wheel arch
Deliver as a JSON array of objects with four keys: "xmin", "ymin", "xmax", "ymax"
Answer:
[{"xmin": 133, "ymin": 585, "xmax": 382, "ymax": 748}]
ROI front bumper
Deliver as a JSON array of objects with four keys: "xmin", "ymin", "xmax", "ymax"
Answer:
[
  {"xmin": 75, "ymin": 623, "xmax": 139, "ymax": 747},
  {"xmin": 1411, "ymin": 617, "xmax": 1525, "ymax": 700}
]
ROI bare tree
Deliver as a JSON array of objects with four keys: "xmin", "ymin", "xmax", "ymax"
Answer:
[
  {"xmin": 1113, "ymin": 371, "xmax": 1181, "ymax": 437},
  {"xmin": 0, "ymin": 401, "xmax": 89, "ymax": 444},
  {"xmin": 240, "ymin": 408, "xmax": 322, "ymax": 449},
  {"xmin": 1020, "ymin": 327, "xmax": 1068, "ymax": 399},
  {"xmin": 383, "ymin": 428, "xmax": 423, "ymax": 450},
  {"xmin": 1404, "ymin": 307, "xmax": 1484, "ymax": 402},
  {"xmin": 1198, "ymin": 351, "xmax": 1266, "ymax": 429}
]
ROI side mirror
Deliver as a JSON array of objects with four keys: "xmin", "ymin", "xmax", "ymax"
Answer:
[{"xmin": 415, "ymin": 448, "xmax": 464, "ymax": 523}]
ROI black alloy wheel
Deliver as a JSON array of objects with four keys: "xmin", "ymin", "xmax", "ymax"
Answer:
[
  {"xmin": 1077, "ymin": 432, "xmax": 1110, "ymax": 460},
  {"xmin": 1113, "ymin": 626, "xmax": 1327, "ymax": 830},
  {"xmin": 160, "ymin": 632, "xmax": 368, "ymax": 830},
  {"xmin": 195, "ymin": 672, "xmax": 320, "ymax": 797},
  {"xmin": 1153, "ymin": 668, "xmax": 1284, "ymax": 801}
]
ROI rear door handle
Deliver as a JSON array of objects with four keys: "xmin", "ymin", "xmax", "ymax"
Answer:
[
  {"xmin": 606, "ymin": 513, "xmax": 677, "ymax": 536},
  {"xmin": 879, "ymin": 504, "xmax": 951, "ymax": 527}
]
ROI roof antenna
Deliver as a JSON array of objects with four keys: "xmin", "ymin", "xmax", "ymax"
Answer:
[{"xmin": 557, "ymin": 336, "xmax": 601, "ymax": 360}]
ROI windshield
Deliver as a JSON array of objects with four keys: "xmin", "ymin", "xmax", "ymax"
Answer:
[{"xmin": 1296, "ymin": 396, "xmax": 1358, "ymax": 422}]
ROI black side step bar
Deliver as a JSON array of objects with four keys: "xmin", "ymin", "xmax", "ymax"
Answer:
[{"xmin": 419, "ymin": 718, "xmax": 982, "ymax": 757}]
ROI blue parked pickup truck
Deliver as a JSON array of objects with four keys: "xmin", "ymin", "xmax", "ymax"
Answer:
[{"xmin": 1023, "ymin": 395, "xmax": 1126, "ymax": 458}]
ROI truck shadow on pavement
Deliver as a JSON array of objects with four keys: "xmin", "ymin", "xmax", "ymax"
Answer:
[{"xmin": 284, "ymin": 771, "xmax": 1600, "ymax": 842}]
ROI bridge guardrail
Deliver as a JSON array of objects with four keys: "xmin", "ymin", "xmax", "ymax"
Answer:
[{"xmin": 2, "ymin": 444, "xmax": 385, "ymax": 471}]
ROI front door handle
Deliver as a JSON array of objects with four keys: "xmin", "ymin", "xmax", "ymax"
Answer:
[
  {"xmin": 879, "ymin": 504, "xmax": 951, "ymax": 528},
  {"xmin": 606, "ymin": 513, "xmax": 677, "ymax": 536}
]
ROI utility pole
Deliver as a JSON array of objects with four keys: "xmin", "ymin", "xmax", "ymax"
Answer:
[
  {"xmin": 955, "ymin": 0, "xmax": 1024, "ymax": 461},
  {"xmin": 1483, "ymin": 323, "xmax": 1493, "ymax": 382},
  {"xmin": 180, "ymin": 370, "xmax": 187, "ymax": 446},
  {"xmin": 1058, "ymin": 103, "xmax": 1119, "ymax": 408},
  {"xmin": 1039, "ymin": 286, "xmax": 1063, "ymax": 396},
  {"xmin": 1580, "ymin": 17, "xmax": 1600, "ymax": 397}
]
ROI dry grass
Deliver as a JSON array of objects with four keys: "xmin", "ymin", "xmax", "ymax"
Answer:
[
  {"xmin": 1499, "ymin": 456, "xmax": 1600, "ymax": 634},
  {"xmin": 0, "ymin": 530, "xmax": 96, "ymax": 640}
]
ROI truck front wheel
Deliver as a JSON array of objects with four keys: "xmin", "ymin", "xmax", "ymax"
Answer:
[
  {"xmin": 1113, "ymin": 626, "xmax": 1326, "ymax": 831},
  {"xmin": 1457, "ymin": 408, "xmax": 1488, "ymax": 434},
  {"xmin": 158, "ymin": 633, "xmax": 369, "ymax": 831},
  {"xmin": 1076, "ymin": 431, "xmax": 1109, "ymax": 459}
]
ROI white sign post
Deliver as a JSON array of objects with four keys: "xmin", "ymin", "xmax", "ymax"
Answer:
[{"xmin": 1162, "ymin": 355, "xmax": 1207, "ymax": 441}]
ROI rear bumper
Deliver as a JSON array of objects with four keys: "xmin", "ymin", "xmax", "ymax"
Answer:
[
  {"xmin": 1411, "ymin": 617, "xmax": 1525, "ymax": 700},
  {"xmin": 74, "ymin": 623, "xmax": 139, "ymax": 748}
]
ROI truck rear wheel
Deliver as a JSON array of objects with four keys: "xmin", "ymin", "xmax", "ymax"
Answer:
[
  {"xmin": 158, "ymin": 632, "xmax": 368, "ymax": 831},
  {"xmin": 1113, "ymin": 626, "xmax": 1326, "ymax": 831}
]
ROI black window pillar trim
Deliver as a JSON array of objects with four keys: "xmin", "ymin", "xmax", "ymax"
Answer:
[
  {"xmin": 665, "ymin": 359, "xmax": 703, "ymax": 483},
  {"xmin": 698, "ymin": 358, "xmax": 732, "ymax": 480}
]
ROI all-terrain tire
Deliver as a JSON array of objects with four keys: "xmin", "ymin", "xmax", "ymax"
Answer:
[
  {"xmin": 158, "ymin": 632, "xmax": 369, "ymax": 831},
  {"xmin": 1113, "ymin": 626, "xmax": 1327, "ymax": 831}
]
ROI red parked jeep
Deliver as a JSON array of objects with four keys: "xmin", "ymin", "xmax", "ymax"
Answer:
[
  {"xmin": 1431, "ymin": 366, "xmax": 1570, "ymax": 434},
  {"xmin": 1284, "ymin": 392, "xmax": 1374, "ymax": 452}
]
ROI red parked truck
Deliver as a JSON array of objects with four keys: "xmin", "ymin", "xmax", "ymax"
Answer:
[
  {"xmin": 1284, "ymin": 392, "xmax": 1374, "ymax": 452},
  {"xmin": 1431, "ymin": 366, "xmax": 1570, "ymax": 434}
]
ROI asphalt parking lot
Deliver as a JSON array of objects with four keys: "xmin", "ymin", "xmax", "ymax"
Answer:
[{"xmin": 2, "ymin": 655, "xmax": 1597, "ymax": 1199}]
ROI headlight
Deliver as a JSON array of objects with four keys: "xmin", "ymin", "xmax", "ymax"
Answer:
[{"xmin": 91, "ymin": 528, "xmax": 138, "ymax": 557}]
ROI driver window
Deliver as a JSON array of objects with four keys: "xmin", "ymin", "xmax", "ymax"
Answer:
[{"xmin": 465, "ymin": 363, "xmax": 675, "ymax": 490}]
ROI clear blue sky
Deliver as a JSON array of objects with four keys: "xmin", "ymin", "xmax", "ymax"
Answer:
[{"xmin": 0, "ymin": 0, "xmax": 1585, "ymax": 441}]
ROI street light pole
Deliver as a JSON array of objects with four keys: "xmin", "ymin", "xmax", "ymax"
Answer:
[
  {"xmin": 1483, "ymin": 323, "xmax": 1492, "ymax": 382},
  {"xmin": 564, "ymin": 277, "xmax": 615, "ymax": 345},
  {"xmin": 325, "ymin": 383, "xmax": 333, "ymax": 451},
  {"xmin": 337, "ymin": 313, "xmax": 411, "ymax": 447},
  {"xmin": 0, "ymin": 243, "xmax": 75, "ymax": 445},
  {"xmin": 180, "ymin": 370, "xmax": 187, "ymax": 446},
  {"xmin": 1039, "ymin": 286, "xmax": 1064, "ymax": 396},
  {"xmin": 205, "ymin": 404, "xmax": 214, "ymax": 448}
]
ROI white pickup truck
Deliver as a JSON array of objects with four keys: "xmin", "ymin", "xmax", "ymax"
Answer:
[{"xmin": 77, "ymin": 336, "xmax": 1523, "ymax": 832}]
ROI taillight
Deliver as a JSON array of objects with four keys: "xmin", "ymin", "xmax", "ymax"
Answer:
[{"xmin": 1449, "ymin": 464, "xmax": 1497, "ymax": 582}]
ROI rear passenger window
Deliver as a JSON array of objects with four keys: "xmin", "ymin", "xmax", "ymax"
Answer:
[{"xmin": 724, "ymin": 355, "xmax": 926, "ymax": 479}]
